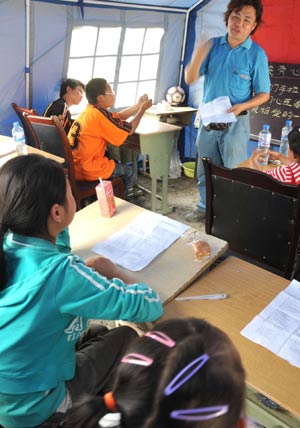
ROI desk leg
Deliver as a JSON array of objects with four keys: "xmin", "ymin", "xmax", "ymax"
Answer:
[{"xmin": 139, "ymin": 131, "xmax": 178, "ymax": 214}]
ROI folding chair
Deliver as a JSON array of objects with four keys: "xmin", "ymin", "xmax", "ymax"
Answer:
[{"xmin": 11, "ymin": 102, "xmax": 40, "ymax": 148}]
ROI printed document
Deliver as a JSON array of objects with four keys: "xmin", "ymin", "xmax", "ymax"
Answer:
[
  {"xmin": 241, "ymin": 279, "xmax": 300, "ymax": 368},
  {"xmin": 92, "ymin": 211, "xmax": 189, "ymax": 271},
  {"xmin": 199, "ymin": 96, "xmax": 237, "ymax": 127}
]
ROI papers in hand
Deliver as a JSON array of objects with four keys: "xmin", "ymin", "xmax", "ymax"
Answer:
[
  {"xmin": 241, "ymin": 279, "xmax": 300, "ymax": 368},
  {"xmin": 198, "ymin": 96, "xmax": 237, "ymax": 127}
]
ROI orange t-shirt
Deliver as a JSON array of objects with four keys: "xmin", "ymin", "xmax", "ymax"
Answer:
[{"xmin": 68, "ymin": 104, "xmax": 132, "ymax": 181}]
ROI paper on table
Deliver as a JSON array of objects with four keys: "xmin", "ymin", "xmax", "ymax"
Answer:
[
  {"xmin": 0, "ymin": 139, "xmax": 16, "ymax": 156},
  {"xmin": 92, "ymin": 211, "xmax": 189, "ymax": 271},
  {"xmin": 241, "ymin": 279, "xmax": 300, "ymax": 368},
  {"xmin": 199, "ymin": 96, "xmax": 237, "ymax": 127}
]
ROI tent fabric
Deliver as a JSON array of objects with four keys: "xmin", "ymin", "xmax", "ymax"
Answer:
[
  {"xmin": 0, "ymin": 0, "xmax": 186, "ymax": 136},
  {"xmin": 35, "ymin": 0, "xmax": 205, "ymax": 11}
]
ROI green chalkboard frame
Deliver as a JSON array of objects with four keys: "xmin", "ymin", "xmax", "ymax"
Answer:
[{"xmin": 250, "ymin": 62, "xmax": 300, "ymax": 143}]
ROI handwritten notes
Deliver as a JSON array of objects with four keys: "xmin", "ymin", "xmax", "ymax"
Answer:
[{"xmin": 250, "ymin": 62, "xmax": 300, "ymax": 142}]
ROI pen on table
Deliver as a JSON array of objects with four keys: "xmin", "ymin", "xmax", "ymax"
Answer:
[{"xmin": 175, "ymin": 293, "xmax": 229, "ymax": 302}]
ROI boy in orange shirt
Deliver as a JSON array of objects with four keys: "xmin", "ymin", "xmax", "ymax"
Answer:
[{"xmin": 68, "ymin": 78, "xmax": 152, "ymax": 197}]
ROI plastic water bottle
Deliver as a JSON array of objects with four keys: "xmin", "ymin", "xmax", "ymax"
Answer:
[
  {"xmin": 12, "ymin": 121, "xmax": 26, "ymax": 153},
  {"xmin": 279, "ymin": 119, "xmax": 292, "ymax": 156},
  {"xmin": 257, "ymin": 124, "xmax": 271, "ymax": 166}
]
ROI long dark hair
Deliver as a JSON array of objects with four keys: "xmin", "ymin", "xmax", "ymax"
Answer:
[
  {"xmin": 65, "ymin": 317, "xmax": 246, "ymax": 428},
  {"xmin": 0, "ymin": 154, "xmax": 66, "ymax": 290}
]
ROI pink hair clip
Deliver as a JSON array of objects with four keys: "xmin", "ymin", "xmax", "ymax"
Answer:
[
  {"xmin": 145, "ymin": 331, "xmax": 176, "ymax": 348},
  {"xmin": 121, "ymin": 353, "xmax": 153, "ymax": 367}
]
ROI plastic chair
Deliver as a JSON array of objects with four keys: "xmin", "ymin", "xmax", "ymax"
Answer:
[
  {"xmin": 25, "ymin": 114, "xmax": 125, "ymax": 211},
  {"xmin": 11, "ymin": 102, "xmax": 41, "ymax": 148},
  {"xmin": 203, "ymin": 157, "xmax": 300, "ymax": 279}
]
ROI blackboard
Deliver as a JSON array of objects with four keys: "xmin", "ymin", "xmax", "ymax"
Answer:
[{"xmin": 250, "ymin": 62, "xmax": 300, "ymax": 143}]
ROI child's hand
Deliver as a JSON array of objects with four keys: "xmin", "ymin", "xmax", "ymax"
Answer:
[
  {"xmin": 269, "ymin": 150, "xmax": 290, "ymax": 165},
  {"xmin": 141, "ymin": 98, "xmax": 152, "ymax": 112},
  {"xmin": 249, "ymin": 149, "xmax": 264, "ymax": 170},
  {"xmin": 138, "ymin": 94, "xmax": 149, "ymax": 105},
  {"xmin": 85, "ymin": 256, "xmax": 138, "ymax": 284},
  {"xmin": 85, "ymin": 256, "xmax": 119, "ymax": 279}
]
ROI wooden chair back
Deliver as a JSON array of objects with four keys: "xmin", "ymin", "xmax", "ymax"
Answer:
[
  {"xmin": 11, "ymin": 103, "xmax": 41, "ymax": 148},
  {"xmin": 26, "ymin": 114, "xmax": 124, "ymax": 210},
  {"xmin": 203, "ymin": 157, "xmax": 300, "ymax": 279}
]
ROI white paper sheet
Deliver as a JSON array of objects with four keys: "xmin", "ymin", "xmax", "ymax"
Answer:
[
  {"xmin": 241, "ymin": 279, "xmax": 300, "ymax": 367},
  {"xmin": 0, "ymin": 139, "xmax": 16, "ymax": 156},
  {"xmin": 92, "ymin": 211, "xmax": 189, "ymax": 271},
  {"xmin": 199, "ymin": 96, "xmax": 237, "ymax": 127}
]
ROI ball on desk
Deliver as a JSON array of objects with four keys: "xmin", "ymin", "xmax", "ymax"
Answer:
[{"xmin": 166, "ymin": 86, "xmax": 185, "ymax": 106}]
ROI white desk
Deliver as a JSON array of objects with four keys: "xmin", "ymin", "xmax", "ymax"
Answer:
[
  {"xmin": 145, "ymin": 106, "xmax": 197, "ymax": 126},
  {"xmin": 124, "ymin": 119, "xmax": 182, "ymax": 214},
  {"xmin": 69, "ymin": 198, "xmax": 228, "ymax": 305},
  {"xmin": 0, "ymin": 135, "xmax": 64, "ymax": 166}
]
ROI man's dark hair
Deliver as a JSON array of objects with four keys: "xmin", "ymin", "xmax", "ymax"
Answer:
[
  {"xmin": 60, "ymin": 78, "xmax": 85, "ymax": 98},
  {"xmin": 224, "ymin": 0, "xmax": 263, "ymax": 35},
  {"xmin": 85, "ymin": 78, "xmax": 107, "ymax": 105}
]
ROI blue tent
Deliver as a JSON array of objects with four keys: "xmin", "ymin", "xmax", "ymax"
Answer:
[{"xmin": 0, "ymin": 0, "xmax": 228, "ymax": 158}]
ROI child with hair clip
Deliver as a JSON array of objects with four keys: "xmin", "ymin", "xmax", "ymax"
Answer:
[
  {"xmin": 0, "ymin": 154, "xmax": 163, "ymax": 428},
  {"xmin": 64, "ymin": 317, "xmax": 246, "ymax": 428},
  {"xmin": 250, "ymin": 127, "xmax": 300, "ymax": 184}
]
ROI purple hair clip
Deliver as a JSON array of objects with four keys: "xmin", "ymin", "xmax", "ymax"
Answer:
[
  {"xmin": 145, "ymin": 331, "xmax": 176, "ymax": 348},
  {"xmin": 121, "ymin": 353, "xmax": 153, "ymax": 367},
  {"xmin": 164, "ymin": 353, "xmax": 209, "ymax": 396},
  {"xmin": 170, "ymin": 405, "xmax": 229, "ymax": 421}
]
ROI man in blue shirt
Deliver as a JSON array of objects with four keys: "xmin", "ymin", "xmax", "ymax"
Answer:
[{"xmin": 185, "ymin": 0, "xmax": 270, "ymax": 222}]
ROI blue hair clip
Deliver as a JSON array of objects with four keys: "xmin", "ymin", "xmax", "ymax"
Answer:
[
  {"xmin": 170, "ymin": 405, "xmax": 229, "ymax": 421},
  {"xmin": 164, "ymin": 354, "xmax": 209, "ymax": 396}
]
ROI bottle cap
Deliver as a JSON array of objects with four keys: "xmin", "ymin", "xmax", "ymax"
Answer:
[
  {"xmin": 263, "ymin": 124, "xmax": 270, "ymax": 130},
  {"xmin": 13, "ymin": 121, "xmax": 19, "ymax": 127},
  {"xmin": 286, "ymin": 120, "xmax": 292, "ymax": 126}
]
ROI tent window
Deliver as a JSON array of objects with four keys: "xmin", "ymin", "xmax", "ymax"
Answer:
[{"xmin": 67, "ymin": 25, "xmax": 164, "ymax": 109}]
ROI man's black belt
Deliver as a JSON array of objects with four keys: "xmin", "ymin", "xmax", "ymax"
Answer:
[{"xmin": 204, "ymin": 110, "xmax": 248, "ymax": 131}]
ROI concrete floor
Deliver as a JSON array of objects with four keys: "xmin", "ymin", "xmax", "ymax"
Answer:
[{"xmin": 133, "ymin": 171, "xmax": 205, "ymax": 232}]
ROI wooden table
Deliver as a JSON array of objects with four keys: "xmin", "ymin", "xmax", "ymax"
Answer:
[
  {"xmin": 145, "ymin": 106, "xmax": 197, "ymax": 126},
  {"xmin": 68, "ymin": 198, "xmax": 228, "ymax": 305},
  {"xmin": 162, "ymin": 257, "xmax": 300, "ymax": 428},
  {"xmin": 0, "ymin": 135, "xmax": 64, "ymax": 166},
  {"xmin": 237, "ymin": 157, "xmax": 279, "ymax": 171},
  {"xmin": 124, "ymin": 119, "xmax": 182, "ymax": 214}
]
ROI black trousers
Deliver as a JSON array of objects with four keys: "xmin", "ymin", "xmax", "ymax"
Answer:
[{"xmin": 40, "ymin": 324, "xmax": 137, "ymax": 427}]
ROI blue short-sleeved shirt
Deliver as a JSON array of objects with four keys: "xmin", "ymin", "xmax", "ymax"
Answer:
[{"xmin": 200, "ymin": 34, "xmax": 270, "ymax": 105}]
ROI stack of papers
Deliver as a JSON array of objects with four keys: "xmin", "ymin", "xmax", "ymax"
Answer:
[
  {"xmin": 198, "ymin": 96, "xmax": 237, "ymax": 127},
  {"xmin": 241, "ymin": 279, "xmax": 300, "ymax": 368},
  {"xmin": 92, "ymin": 211, "xmax": 189, "ymax": 271}
]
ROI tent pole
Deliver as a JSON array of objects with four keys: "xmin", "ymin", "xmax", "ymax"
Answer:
[
  {"xmin": 25, "ymin": 0, "xmax": 31, "ymax": 108},
  {"xmin": 178, "ymin": 9, "xmax": 190, "ymax": 85}
]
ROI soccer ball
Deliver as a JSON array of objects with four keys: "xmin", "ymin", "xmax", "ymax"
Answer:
[{"xmin": 166, "ymin": 86, "xmax": 185, "ymax": 106}]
